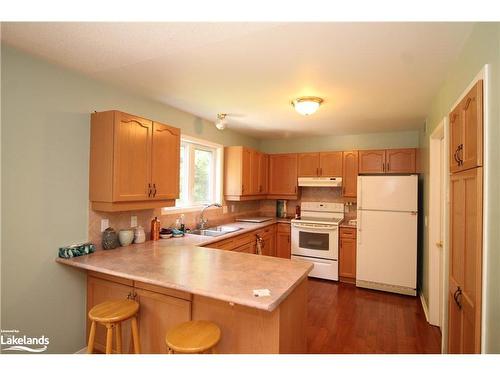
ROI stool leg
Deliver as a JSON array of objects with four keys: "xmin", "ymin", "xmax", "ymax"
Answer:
[
  {"xmin": 131, "ymin": 316, "xmax": 141, "ymax": 354},
  {"xmin": 87, "ymin": 321, "xmax": 96, "ymax": 354},
  {"xmin": 105, "ymin": 324, "xmax": 113, "ymax": 354},
  {"xmin": 115, "ymin": 322, "xmax": 122, "ymax": 354}
]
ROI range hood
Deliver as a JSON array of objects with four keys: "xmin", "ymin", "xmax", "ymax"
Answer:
[{"xmin": 298, "ymin": 177, "xmax": 343, "ymax": 187}]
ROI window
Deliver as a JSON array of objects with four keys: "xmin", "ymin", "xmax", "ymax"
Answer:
[{"xmin": 174, "ymin": 136, "xmax": 222, "ymax": 209}]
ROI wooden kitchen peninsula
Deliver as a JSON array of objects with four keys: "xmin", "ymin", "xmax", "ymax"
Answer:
[{"xmin": 57, "ymin": 243, "xmax": 312, "ymax": 354}]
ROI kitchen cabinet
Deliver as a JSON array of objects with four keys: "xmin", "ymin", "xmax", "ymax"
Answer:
[
  {"xmin": 268, "ymin": 153, "xmax": 298, "ymax": 199},
  {"xmin": 276, "ymin": 223, "xmax": 291, "ymax": 259},
  {"xmin": 298, "ymin": 152, "xmax": 342, "ymax": 177},
  {"xmin": 256, "ymin": 225, "xmax": 276, "ymax": 256},
  {"xmin": 87, "ymin": 272, "xmax": 191, "ymax": 354},
  {"xmin": 134, "ymin": 286, "xmax": 191, "ymax": 354},
  {"xmin": 448, "ymin": 167, "xmax": 483, "ymax": 353},
  {"xmin": 224, "ymin": 146, "xmax": 267, "ymax": 200},
  {"xmin": 342, "ymin": 151, "xmax": 358, "ymax": 198},
  {"xmin": 359, "ymin": 149, "xmax": 416, "ymax": 174},
  {"xmin": 358, "ymin": 150, "xmax": 386, "ymax": 174},
  {"xmin": 89, "ymin": 110, "xmax": 179, "ymax": 211},
  {"xmin": 339, "ymin": 227, "xmax": 357, "ymax": 282},
  {"xmin": 449, "ymin": 80, "xmax": 483, "ymax": 173}
]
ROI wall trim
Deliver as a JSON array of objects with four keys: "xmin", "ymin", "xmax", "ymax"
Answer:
[{"xmin": 420, "ymin": 292, "xmax": 430, "ymax": 323}]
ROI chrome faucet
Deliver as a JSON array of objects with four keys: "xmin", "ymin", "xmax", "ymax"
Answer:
[{"xmin": 198, "ymin": 203, "xmax": 222, "ymax": 229}]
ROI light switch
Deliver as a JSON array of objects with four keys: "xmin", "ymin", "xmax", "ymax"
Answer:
[
  {"xmin": 101, "ymin": 219, "xmax": 109, "ymax": 232},
  {"xmin": 131, "ymin": 215, "xmax": 138, "ymax": 227}
]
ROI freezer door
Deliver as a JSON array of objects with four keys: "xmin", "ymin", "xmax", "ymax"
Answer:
[
  {"xmin": 357, "ymin": 175, "xmax": 418, "ymax": 211},
  {"xmin": 356, "ymin": 210, "xmax": 417, "ymax": 289}
]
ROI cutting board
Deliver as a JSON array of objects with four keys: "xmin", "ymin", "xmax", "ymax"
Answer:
[{"xmin": 235, "ymin": 217, "xmax": 274, "ymax": 223}]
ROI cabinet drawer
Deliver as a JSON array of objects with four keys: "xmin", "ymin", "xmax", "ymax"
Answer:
[
  {"xmin": 88, "ymin": 271, "xmax": 133, "ymax": 287},
  {"xmin": 232, "ymin": 232, "xmax": 255, "ymax": 248},
  {"xmin": 256, "ymin": 224, "xmax": 276, "ymax": 237},
  {"xmin": 134, "ymin": 281, "xmax": 192, "ymax": 301},
  {"xmin": 340, "ymin": 227, "xmax": 356, "ymax": 239}
]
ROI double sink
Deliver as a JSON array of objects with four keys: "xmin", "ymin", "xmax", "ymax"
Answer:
[{"xmin": 188, "ymin": 225, "xmax": 242, "ymax": 237}]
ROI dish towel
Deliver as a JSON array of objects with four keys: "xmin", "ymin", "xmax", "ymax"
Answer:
[{"xmin": 58, "ymin": 242, "xmax": 95, "ymax": 258}]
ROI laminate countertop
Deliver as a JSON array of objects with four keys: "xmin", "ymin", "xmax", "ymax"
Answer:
[{"xmin": 56, "ymin": 218, "xmax": 310, "ymax": 312}]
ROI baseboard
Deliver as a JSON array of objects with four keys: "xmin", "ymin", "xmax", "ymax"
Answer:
[
  {"xmin": 75, "ymin": 347, "xmax": 87, "ymax": 354},
  {"xmin": 420, "ymin": 292, "xmax": 430, "ymax": 323}
]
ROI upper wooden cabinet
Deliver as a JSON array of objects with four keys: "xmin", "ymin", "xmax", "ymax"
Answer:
[
  {"xmin": 224, "ymin": 146, "xmax": 268, "ymax": 200},
  {"xmin": 298, "ymin": 152, "xmax": 342, "ymax": 177},
  {"xmin": 449, "ymin": 80, "xmax": 483, "ymax": 173},
  {"xmin": 268, "ymin": 153, "xmax": 298, "ymax": 199},
  {"xmin": 90, "ymin": 111, "xmax": 179, "ymax": 212},
  {"xmin": 358, "ymin": 148, "xmax": 416, "ymax": 174},
  {"xmin": 342, "ymin": 151, "xmax": 358, "ymax": 198}
]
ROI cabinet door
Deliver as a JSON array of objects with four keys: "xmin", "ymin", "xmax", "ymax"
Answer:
[
  {"xmin": 319, "ymin": 151, "xmax": 343, "ymax": 176},
  {"xmin": 241, "ymin": 147, "xmax": 252, "ymax": 195},
  {"xmin": 461, "ymin": 80, "xmax": 483, "ymax": 171},
  {"xmin": 386, "ymin": 148, "xmax": 416, "ymax": 174},
  {"xmin": 276, "ymin": 232, "xmax": 291, "ymax": 259},
  {"xmin": 339, "ymin": 237, "xmax": 356, "ymax": 279},
  {"xmin": 113, "ymin": 113, "xmax": 152, "ymax": 201},
  {"xmin": 151, "ymin": 122, "xmax": 180, "ymax": 200},
  {"xmin": 261, "ymin": 233, "xmax": 276, "ymax": 257},
  {"xmin": 342, "ymin": 151, "xmax": 358, "ymax": 198},
  {"xmin": 298, "ymin": 153, "xmax": 320, "ymax": 177},
  {"xmin": 358, "ymin": 150, "xmax": 385, "ymax": 174},
  {"xmin": 448, "ymin": 168, "xmax": 483, "ymax": 353},
  {"xmin": 258, "ymin": 153, "xmax": 269, "ymax": 194},
  {"xmin": 234, "ymin": 241, "xmax": 256, "ymax": 254},
  {"xmin": 135, "ymin": 288, "xmax": 191, "ymax": 354},
  {"xmin": 250, "ymin": 150, "xmax": 260, "ymax": 195},
  {"xmin": 269, "ymin": 154, "xmax": 298, "ymax": 195},
  {"xmin": 87, "ymin": 276, "xmax": 133, "ymax": 353}
]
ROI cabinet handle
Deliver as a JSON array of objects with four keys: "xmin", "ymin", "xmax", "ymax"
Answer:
[
  {"xmin": 147, "ymin": 183, "xmax": 152, "ymax": 197},
  {"xmin": 319, "ymin": 167, "xmax": 322, "ymax": 176},
  {"xmin": 453, "ymin": 286, "xmax": 462, "ymax": 309},
  {"xmin": 382, "ymin": 162, "xmax": 385, "ymax": 173},
  {"xmin": 387, "ymin": 162, "xmax": 390, "ymax": 172},
  {"xmin": 152, "ymin": 183, "xmax": 157, "ymax": 197},
  {"xmin": 457, "ymin": 144, "xmax": 464, "ymax": 166}
]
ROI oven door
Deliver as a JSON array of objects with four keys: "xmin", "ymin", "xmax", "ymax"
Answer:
[{"xmin": 291, "ymin": 222, "xmax": 338, "ymax": 260}]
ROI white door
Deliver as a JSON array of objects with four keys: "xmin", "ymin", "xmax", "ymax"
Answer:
[
  {"xmin": 357, "ymin": 210, "xmax": 417, "ymax": 289},
  {"xmin": 358, "ymin": 175, "xmax": 418, "ymax": 212}
]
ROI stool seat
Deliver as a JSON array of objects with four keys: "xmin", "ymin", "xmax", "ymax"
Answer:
[
  {"xmin": 89, "ymin": 299, "xmax": 139, "ymax": 323},
  {"xmin": 165, "ymin": 320, "xmax": 221, "ymax": 354}
]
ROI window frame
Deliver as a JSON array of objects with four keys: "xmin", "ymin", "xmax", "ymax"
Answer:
[{"xmin": 163, "ymin": 135, "xmax": 223, "ymax": 214}]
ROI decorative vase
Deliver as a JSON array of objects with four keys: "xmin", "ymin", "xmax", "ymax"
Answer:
[
  {"xmin": 134, "ymin": 226, "xmax": 146, "ymax": 244},
  {"xmin": 118, "ymin": 229, "xmax": 134, "ymax": 246},
  {"xmin": 102, "ymin": 227, "xmax": 119, "ymax": 250}
]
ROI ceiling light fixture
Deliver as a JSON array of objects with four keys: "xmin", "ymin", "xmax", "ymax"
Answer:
[
  {"xmin": 291, "ymin": 96, "xmax": 324, "ymax": 116},
  {"xmin": 215, "ymin": 113, "xmax": 227, "ymax": 130}
]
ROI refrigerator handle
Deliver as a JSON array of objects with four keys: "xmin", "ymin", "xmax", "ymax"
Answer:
[
  {"xmin": 357, "ymin": 211, "xmax": 362, "ymax": 245},
  {"xmin": 357, "ymin": 176, "xmax": 362, "ymax": 209}
]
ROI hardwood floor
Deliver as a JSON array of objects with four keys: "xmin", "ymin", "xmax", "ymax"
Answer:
[{"xmin": 307, "ymin": 278, "xmax": 442, "ymax": 354}]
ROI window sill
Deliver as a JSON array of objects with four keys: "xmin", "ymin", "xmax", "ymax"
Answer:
[{"xmin": 161, "ymin": 205, "xmax": 223, "ymax": 216}]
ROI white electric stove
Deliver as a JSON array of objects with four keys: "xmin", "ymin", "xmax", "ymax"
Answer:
[{"xmin": 291, "ymin": 202, "xmax": 344, "ymax": 281}]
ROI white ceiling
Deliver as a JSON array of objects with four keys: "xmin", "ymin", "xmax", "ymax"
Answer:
[{"xmin": 1, "ymin": 22, "xmax": 473, "ymax": 139}]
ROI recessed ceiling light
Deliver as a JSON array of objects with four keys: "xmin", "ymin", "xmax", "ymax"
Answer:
[{"xmin": 291, "ymin": 96, "xmax": 324, "ymax": 116}]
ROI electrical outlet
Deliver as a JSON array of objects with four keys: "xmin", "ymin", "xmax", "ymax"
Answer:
[
  {"xmin": 222, "ymin": 206, "xmax": 228, "ymax": 214},
  {"xmin": 101, "ymin": 219, "xmax": 109, "ymax": 232},
  {"xmin": 131, "ymin": 215, "xmax": 138, "ymax": 227}
]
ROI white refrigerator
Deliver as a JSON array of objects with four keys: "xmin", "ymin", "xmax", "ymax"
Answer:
[{"xmin": 356, "ymin": 175, "xmax": 418, "ymax": 296}]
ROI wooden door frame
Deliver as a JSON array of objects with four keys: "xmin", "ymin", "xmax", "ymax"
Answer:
[
  {"xmin": 443, "ymin": 65, "xmax": 490, "ymax": 353},
  {"xmin": 428, "ymin": 120, "xmax": 446, "ymax": 333}
]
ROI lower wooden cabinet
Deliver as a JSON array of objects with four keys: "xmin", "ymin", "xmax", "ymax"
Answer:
[
  {"xmin": 276, "ymin": 223, "xmax": 291, "ymax": 259},
  {"xmin": 339, "ymin": 227, "xmax": 357, "ymax": 282},
  {"xmin": 134, "ymin": 288, "xmax": 191, "ymax": 354},
  {"xmin": 87, "ymin": 272, "xmax": 192, "ymax": 354}
]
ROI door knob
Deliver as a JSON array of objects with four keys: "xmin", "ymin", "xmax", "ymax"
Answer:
[{"xmin": 436, "ymin": 241, "xmax": 443, "ymax": 248}]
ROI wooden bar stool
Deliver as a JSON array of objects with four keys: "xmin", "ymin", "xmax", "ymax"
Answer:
[
  {"xmin": 87, "ymin": 299, "xmax": 141, "ymax": 354},
  {"xmin": 165, "ymin": 321, "xmax": 221, "ymax": 354}
]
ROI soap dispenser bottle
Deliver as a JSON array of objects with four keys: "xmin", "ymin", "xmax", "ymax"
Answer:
[{"xmin": 150, "ymin": 217, "xmax": 160, "ymax": 241}]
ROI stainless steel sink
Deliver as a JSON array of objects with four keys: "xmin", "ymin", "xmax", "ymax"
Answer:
[{"xmin": 188, "ymin": 226, "xmax": 241, "ymax": 237}]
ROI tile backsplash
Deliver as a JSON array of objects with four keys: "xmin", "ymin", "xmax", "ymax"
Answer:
[
  {"xmin": 89, "ymin": 200, "xmax": 260, "ymax": 249},
  {"xmin": 89, "ymin": 187, "xmax": 356, "ymax": 248}
]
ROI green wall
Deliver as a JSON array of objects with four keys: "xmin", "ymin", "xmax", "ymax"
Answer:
[
  {"xmin": 0, "ymin": 45, "xmax": 259, "ymax": 353},
  {"xmin": 259, "ymin": 130, "xmax": 419, "ymax": 154},
  {"xmin": 419, "ymin": 22, "xmax": 500, "ymax": 353}
]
